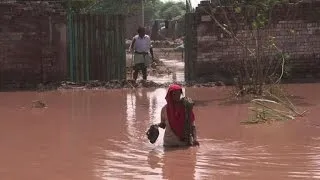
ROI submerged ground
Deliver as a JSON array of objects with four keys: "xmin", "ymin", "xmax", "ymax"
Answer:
[{"xmin": 0, "ymin": 83, "xmax": 320, "ymax": 180}]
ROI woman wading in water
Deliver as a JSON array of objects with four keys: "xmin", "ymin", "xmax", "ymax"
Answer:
[{"xmin": 147, "ymin": 84, "xmax": 200, "ymax": 147}]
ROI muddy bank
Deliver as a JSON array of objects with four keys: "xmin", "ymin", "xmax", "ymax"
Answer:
[
  {"xmin": 1, "ymin": 65, "xmax": 223, "ymax": 92},
  {"xmin": 39, "ymin": 80, "xmax": 221, "ymax": 91}
]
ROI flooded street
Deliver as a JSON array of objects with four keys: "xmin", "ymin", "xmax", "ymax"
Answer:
[
  {"xmin": 147, "ymin": 58, "xmax": 185, "ymax": 83},
  {"xmin": 1, "ymin": 84, "xmax": 320, "ymax": 179}
]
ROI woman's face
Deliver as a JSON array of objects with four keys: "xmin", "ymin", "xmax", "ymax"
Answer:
[{"xmin": 171, "ymin": 90, "xmax": 182, "ymax": 102}]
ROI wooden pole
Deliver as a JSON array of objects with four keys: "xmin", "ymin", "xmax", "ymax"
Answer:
[{"xmin": 141, "ymin": 0, "xmax": 144, "ymax": 27}]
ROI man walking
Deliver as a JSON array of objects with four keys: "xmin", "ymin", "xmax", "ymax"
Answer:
[{"xmin": 129, "ymin": 26, "xmax": 154, "ymax": 82}]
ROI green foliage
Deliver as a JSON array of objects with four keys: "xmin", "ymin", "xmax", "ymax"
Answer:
[
  {"xmin": 144, "ymin": 0, "xmax": 160, "ymax": 21},
  {"xmin": 209, "ymin": 0, "xmax": 289, "ymax": 29},
  {"xmin": 230, "ymin": 0, "xmax": 289, "ymax": 29},
  {"xmin": 84, "ymin": 0, "xmax": 138, "ymax": 14},
  {"xmin": 186, "ymin": 0, "xmax": 193, "ymax": 13},
  {"xmin": 157, "ymin": 1, "xmax": 186, "ymax": 20},
  {"xmin": 64, "ymin": 0, "xmax": 187, "ymax": 21},
  {"xmin": 61, "ymin": 0, "xmax": 97, "ymax": 13}
]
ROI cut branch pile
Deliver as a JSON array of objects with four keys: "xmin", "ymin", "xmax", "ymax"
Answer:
[{"xmin": 241, "ymin": 85, "xmax": 308, "ymax": 124}]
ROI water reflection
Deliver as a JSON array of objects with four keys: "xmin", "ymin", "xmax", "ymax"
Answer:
[
  {"xmin": 307, "ymin": 140, "xmax": 320, "ymax": 179},
  {"xmin": 125, "ymin": 89, "xmax": 151, "ymax": 143},
  {"xmin": 126, "ymin": 90, "xmax": 136, "ymax": 142},
  {"xmin": 146, "ymin": 88, "xmax": 166, "ymax": 146},
  {"xmin": 147, "ymin": 149, "xmax": 163, "ymax": 170},
  {"xmin": 162, "ymin": 147, "xmax": 197, "ymax": 180},
  {"xmin": 146, "ymin": 88, "xmax": 168, "ymax": 125}
]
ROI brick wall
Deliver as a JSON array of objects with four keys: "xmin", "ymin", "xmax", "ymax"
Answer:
[
  {"xmin": 187, "ymin": 0, "xmax": 320, "ymax": 83},
  {"xmin": 0, "ymin": 1, "xmax": 67, "ymax": 89}
]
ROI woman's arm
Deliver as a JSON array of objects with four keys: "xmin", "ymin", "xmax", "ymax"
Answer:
[{"xmin": 157, "ymin": 106, "xmax": 166, "ymax": 129}]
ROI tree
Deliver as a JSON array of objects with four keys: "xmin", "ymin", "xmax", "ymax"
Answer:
[
  {"xmin": 186, "ymin": 0, "xmax": 193, "ymax": 13},
  {"xmin": 157, "ymin": 1, "xmax": 186, "ymax": 20},
  {"xmin": 61, "ymin": 0, "xmax": 96, "ymax": 13},
  {"xmin": 62, "ymin": 0, "xmax": 187, "ymax": 22}
]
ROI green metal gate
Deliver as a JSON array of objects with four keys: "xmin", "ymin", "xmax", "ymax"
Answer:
[{"xmin": 67, "ymin": 13, "xmax": 126, "ymax": 82}]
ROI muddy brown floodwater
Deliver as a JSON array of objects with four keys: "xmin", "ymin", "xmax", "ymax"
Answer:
[{"xmin": 0, "ymin": 84, "xmax": 320, "ymax": 180}]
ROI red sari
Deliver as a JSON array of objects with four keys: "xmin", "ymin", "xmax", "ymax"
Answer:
[{"xmin": 165, "ymin": 84, "xmax": 195, "ymax": 140}]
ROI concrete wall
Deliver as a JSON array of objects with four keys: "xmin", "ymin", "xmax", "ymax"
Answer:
[
  {"xmin": 0, "ymin": 1, "xmax": 67, "ymax": 89},
  {"xmin": 187, "ymin": 0, "xmax": 320, "ymax": 82}
]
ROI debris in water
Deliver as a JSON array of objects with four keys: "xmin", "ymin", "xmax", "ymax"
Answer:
[{"xmin": 32, "ymin": 100, "xmax": 47, "ymax": 108}]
